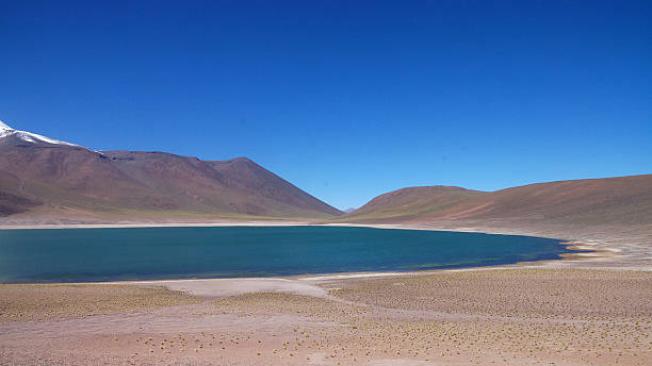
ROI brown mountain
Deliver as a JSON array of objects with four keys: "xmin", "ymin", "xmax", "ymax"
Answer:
[
  {"xmin": 0, "ymin": 122, "xmax": 341, "ymax": 223},
  {"xmin": 345, "ymin": 175, "xmax": 652, "ymax": 227},
  {"xmin": 348, "ymin": 186, "xmax": 485, "ymax": 221}
]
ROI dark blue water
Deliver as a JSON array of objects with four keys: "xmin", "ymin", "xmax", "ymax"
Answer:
[{"xmin": 0, "ymin": 226, "xmax": 570, "ymax": 283}]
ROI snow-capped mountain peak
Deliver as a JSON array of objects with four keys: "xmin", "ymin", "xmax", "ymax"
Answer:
[
  {"xmin": 0, "ymin": 120, "xmax": 12, "ymax": 131},
  {"xmin": 0, "ymin": 119, "xmax": 79, "ymax": 147}
]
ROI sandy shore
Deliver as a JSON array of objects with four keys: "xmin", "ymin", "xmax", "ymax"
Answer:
[
  {"xmin": 1, "ymin": 268, "xmax": 651, "ymax": 366},
  {"xmin": 0, "ymin": 220, "xmax": 313, "ymax": 231}
]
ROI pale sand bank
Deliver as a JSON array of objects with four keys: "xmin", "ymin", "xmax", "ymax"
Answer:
[
  {"xmin": 126, "ymin": 277, "xmax": 329, "ymax": 299},
  {"xmin": 0, "ymin": 220, "xmax": 312, "ymax": 230},
  {"xmin": 1, "ymin": 269, "xmax": 651, "ymax": 366}
]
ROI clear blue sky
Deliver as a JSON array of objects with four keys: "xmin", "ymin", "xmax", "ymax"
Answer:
[{"xmin": 1, "ymin": 1, "xmax": 650, "ymax": 210}]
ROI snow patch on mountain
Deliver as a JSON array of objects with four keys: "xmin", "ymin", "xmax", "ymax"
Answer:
[{"xmin": 0, "ymin": 119, "xmax": 80, "ymax": 147}]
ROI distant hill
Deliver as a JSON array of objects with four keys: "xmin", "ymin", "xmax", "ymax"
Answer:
[
  {"xmin": 0, "ymin": 120, "xmax": 341, "ymax": 223},
  {"xmin": 344, "ymin": 175, "xmax": 652, "ymax": 227},
  {"xmin": 349, "ymin": 186, "xmax": 485, "ymax": 221}
]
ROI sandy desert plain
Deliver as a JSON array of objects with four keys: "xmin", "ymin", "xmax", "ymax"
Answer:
[{"xmin": 1, "ymin": 220, "xmax": 651, "ymax": 366}]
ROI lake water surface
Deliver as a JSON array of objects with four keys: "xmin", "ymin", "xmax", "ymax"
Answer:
[{"xmin": 0, "ymin": 226, "xmax": 570, "ymax": 283}]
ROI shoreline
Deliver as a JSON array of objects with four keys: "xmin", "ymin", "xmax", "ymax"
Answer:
[
  {"xmin": 0, "ymin": 221, "xmax": 625, "ymax": 287},
  {"xmin": 0, "ymin": 219, "xmax": 627, "ymax": 253},
  {"xmin": 0, "ymin": 220, "xmax": 314, "ymax": 231}
]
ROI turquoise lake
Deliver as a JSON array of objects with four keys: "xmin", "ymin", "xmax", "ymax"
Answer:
[{"xmin": 0, "ymin": 226, "xmax": 570, "ymax": 283}]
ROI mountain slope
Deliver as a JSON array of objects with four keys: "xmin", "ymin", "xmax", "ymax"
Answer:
[
  {"xmin": 0, "ymin": 120, "xmax": 341, "ymax": 222},
  {"xmin": 345, "ymin": 175, "xmax": 652, "ymax": 226},
  {"xmin": 348, "ymin": 186, "xmax": 485, "ymax": 221}
]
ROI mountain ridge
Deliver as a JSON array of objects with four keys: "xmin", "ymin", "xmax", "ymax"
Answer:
[
  {"xmin": 1, "ymin": 120, "xmax": 650, "ymax": 229},
  {"xmin": 344, "ymin": 174, "xmax": 652, "ymax": 226},
  {"xmin": 0, "ymin": 120, "xmax": 341, "ymax": 222}
]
